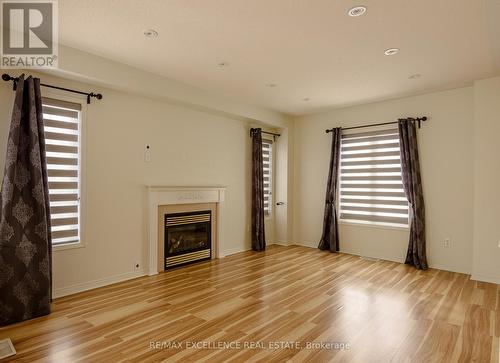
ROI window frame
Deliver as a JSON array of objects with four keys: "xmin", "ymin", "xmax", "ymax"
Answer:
[
  {"xmin": 42, "ymin": 89, "xmax": 87, "ymax": 251},
  {"xmin": 338, "ymin": 127, "xmax": 410, "ymax": 230},
  {"xmin": 262, "ymin": 136, "xmax": 274, "ymax": 217}
]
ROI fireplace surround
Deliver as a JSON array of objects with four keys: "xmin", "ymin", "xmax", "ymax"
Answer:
[{"xmin": 147, "ymin": 186, "xmax": 226, "ymax": 275}]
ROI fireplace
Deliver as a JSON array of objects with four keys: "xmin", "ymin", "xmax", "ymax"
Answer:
[
  {"xmin": 148, "ymin": 186, "xmax": 225, "ymax": 275},
  {"xmin": 164, "ymin": 210, "xmax": 211, "ymax": 268}
]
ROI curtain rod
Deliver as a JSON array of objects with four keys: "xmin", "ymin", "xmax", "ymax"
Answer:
[
  {"xmin": 2, "ymin": 73, "xmax": 103, "ymax": 104},
  {"xmin": 249, "ymin": 128, "xmax": 281, "ymax": 137},
  {"xmin": 325, "ymin": 117, "xmax": 428, "ymax": 133}
]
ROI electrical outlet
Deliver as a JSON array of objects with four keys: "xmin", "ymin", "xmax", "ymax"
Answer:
[
  {"xmin": 444, "ymin": 238, "xmax": 451, "ymax": 248},
  {"xmin": 134, "ymin": 262, "xmax": 140, "ymax": 271}
]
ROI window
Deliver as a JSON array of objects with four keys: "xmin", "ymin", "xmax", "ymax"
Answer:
[
  {"xmin": 42, "ymin": 97, "xmax": 81, "ymax": 245},
  {"xmin": 339, "ymin": 128, "xmax": 409, "ymax": 227},
  {"xmin": 262, "ymin": 138, "xmax": 273, "ymax": 216}
]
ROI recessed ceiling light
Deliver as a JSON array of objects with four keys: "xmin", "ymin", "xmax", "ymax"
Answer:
[
  {"xmin": 266, "ymin": 83, "xmax": 277, "ymax": 88},
  {"xmin": 348, "ymin": 6, "xmax": 367, "ymax": 17},
  {"xmin": 143, "ymin": 29, "xmax": 159, "ymax": 38},
  {"xmin": 217, "ymin": 62, "xmax": 230, "ymax": 68},
  {"xmin": 409, "ymin": 74, "xmax": 421, "ymax": 79},
  {"xmin": 384, "ymin": 48, "xmax": 400, "ymax": 56},
  {"xmin": 302, "ymin": 97, "xmax": 310, "ymax": 102}
]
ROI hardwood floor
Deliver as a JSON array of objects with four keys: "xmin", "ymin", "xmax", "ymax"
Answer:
[{"xmin": 1, "ymin": 245, "xmax": 499, "ymax": 362}]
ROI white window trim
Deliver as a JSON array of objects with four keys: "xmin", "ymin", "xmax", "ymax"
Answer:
[
  {"xmin": 262, "ymin": 136, "xmax": 274, "ymax": 218},
  {"xmin": 42, "ymin": 89, "xmax": 87, "ymax": 251}
]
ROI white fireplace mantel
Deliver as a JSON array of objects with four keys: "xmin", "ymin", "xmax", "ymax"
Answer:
[{"xmin": 147, "ymin": 186, "xmax": 226, "ymax": 275}]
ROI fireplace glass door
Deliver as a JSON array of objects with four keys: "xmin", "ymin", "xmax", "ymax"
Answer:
[{"xmin": 164, "ymin": 211, "xmax": 211, "ymax": 268}]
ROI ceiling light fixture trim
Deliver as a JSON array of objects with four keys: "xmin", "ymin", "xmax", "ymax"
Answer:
[
  {"xmin": 384, "ymin": 48, "xmax": 400, "ymax": 56},
  {"xmin": 348, "ymin": 6, "xmax": 367, "ymax": 17}
]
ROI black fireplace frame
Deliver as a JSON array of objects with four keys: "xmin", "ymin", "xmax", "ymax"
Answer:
[{"xmin": 164, "ymin": 210, "xmax": 212, "ymax": 269}]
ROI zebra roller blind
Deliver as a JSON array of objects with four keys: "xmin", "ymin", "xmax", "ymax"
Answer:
[
  {"xmin": 339, "ymin": 128, "xmax": 409, "ymax": 227},
  {"xmin": 262, "ymin": 138, "xmax": 273, "ymax": 216},
  {"xmin": 43, "ymin": 97, "xmax": 81, "ymax": 245}
]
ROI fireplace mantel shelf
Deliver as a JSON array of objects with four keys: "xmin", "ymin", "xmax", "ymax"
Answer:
[{"xmin": 147, "ymin": 186, "xmax": 226, "ymax": 275}]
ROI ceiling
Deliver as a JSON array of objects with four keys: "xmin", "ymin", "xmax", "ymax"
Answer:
[{"xmin": 58, "ymin": 0, "xmax": 500, "ymax": 116}]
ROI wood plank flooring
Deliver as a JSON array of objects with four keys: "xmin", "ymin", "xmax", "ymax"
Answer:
[{"xmin": 0, "ymin": 245, "xmax": 499, "ymax": 362}]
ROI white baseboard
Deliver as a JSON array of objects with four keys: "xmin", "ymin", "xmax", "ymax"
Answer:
[
  {"xmin": 220, "ymin": 246, "xmax": 251, "ymax": 257},
  {"xmin": 291, "ymin": 242, "xmax": 474, "ymax": 275},
  {"xmin": 345, "ymin": 251, "xmax": 403, "ymax": 264},
  {"xmin": 52, "ymin": 244, "xmax": 481, "ymax": 299},
  {"xmin": 428, "ymin": 263, "xmax": 470, "ymax": 275},
  {"xmin": 53, "ymin": 269, "xmax": 147, "ymax": 299},
  {"xmin": 292, "ymin": 240, "xmax": 318, "ymax": 249},
  {"xmin": 54, "ymin": 243, "xmax": 271, "ymax": 297},
  {"xmin": 221, "ymin": 241, "xmax": 290, "ymax": 257},
  {"xmin": 470, "ymin": 273, "xmax": 500, "ymax": 284},
  {"xmin": 272, "ymin": 240, "xmax": 290, "ymax": 246}
]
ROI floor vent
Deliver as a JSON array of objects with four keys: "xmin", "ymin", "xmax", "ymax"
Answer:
[{"xmin": 0, "ymin": 338, "xmax": 16, "ymax": 359}]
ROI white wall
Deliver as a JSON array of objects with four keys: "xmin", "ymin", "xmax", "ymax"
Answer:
[
  {"xmin": 293, "ymin": 87, "xmax": 475, "ymax": 273},
  {"xmin": 0, "ymin": 72, "xmax": 291, "ymax": 297},
  {"xmin": 472, "ymin": 77, "xmax": 500, "ymax": 284}
]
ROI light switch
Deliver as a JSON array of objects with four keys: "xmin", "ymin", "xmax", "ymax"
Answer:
[{"xmin": 145, "ymin": 145, "xmax": 151, "ymax": 162}]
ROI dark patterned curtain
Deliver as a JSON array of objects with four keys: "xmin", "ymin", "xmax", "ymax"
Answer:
[
  {"xmin": 398, "ymin": 118, "xmax": 428, "ymax": 270},
  {"xmin": 250, "ymin": 128, "xmax": 266, "ymax": 251},
  {"xmin": 0, "ymin": 75, "xmax": 52, "ymax": 325},
  {"xmin": 318, "ymin": 127, "xmax": 342, "ymax": 252}
]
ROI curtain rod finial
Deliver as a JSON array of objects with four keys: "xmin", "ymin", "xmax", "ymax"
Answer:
[
  {"xmin": 415, "ymin": 116, "xmax": 428, "ymax": 128},
  {"xmin": 2, "ymin": 73, "xmax": 11, "ymax": 82}
]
